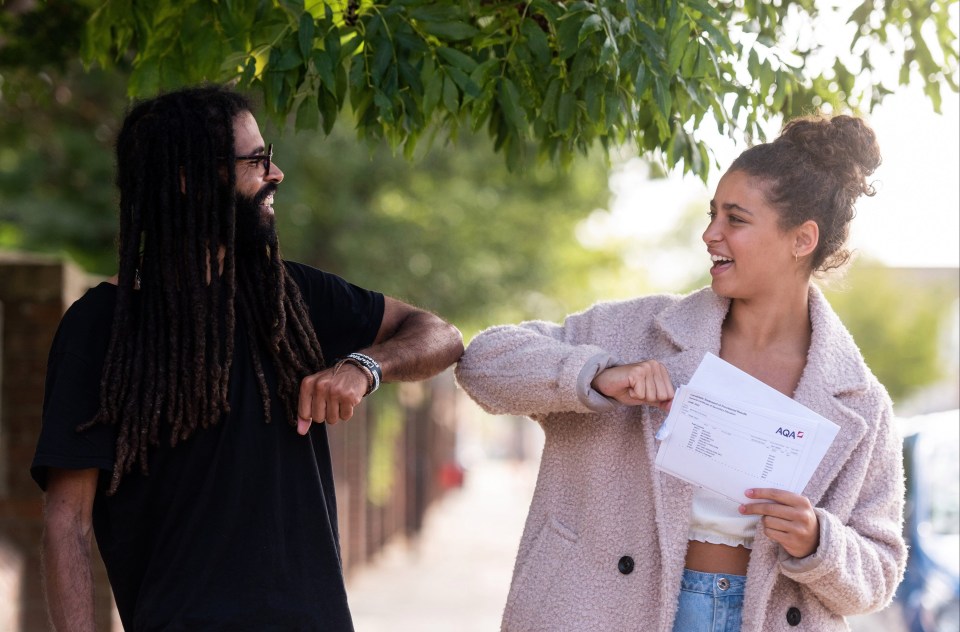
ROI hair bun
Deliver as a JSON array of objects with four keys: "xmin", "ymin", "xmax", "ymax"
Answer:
[{"xmin": 779, "ymin": 114, "xmax": 882, "ymax": 197}]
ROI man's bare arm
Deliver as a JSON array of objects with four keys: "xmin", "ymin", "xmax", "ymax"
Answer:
[
  {"xmin": 297, "ymin": 297, "xmax": 463, "ymax": 429},
  {"xmin": 42, "ymin": 468, "xmax": 99, "ymax": 632},
  {"xmin": 367, "ymin": 296, "xmax": 464, "ymax": 382}
]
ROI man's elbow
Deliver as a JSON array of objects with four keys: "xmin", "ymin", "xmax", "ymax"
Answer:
[
  {"xmin": 409, "ymin": 310, "xmax": 463, "ymax": 360},
  {"xmin": 439, "ymin": 320, "xmax": 465, "ymax": 364}
]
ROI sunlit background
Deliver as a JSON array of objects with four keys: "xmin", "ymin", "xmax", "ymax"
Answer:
[
  {"xmin": 0, "ymin": 2, "xmax": 957, "ymax": 630},
  {"xmin": 590, "ymin": 87, "xmax": 960, "ymax": 278}
]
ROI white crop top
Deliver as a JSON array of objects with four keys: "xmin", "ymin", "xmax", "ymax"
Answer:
[{"xmin": 688, "ymin": 487, "xmax": 759, "ymax": 549}]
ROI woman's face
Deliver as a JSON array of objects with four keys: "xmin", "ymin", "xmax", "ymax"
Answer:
[{"xmin": 702, "ymin": 170, "xmax": 802, "ymax": 300}]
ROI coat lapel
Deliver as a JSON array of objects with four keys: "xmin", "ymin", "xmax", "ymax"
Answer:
[
  {"xmin": 791, "ymin": 285, "xmax": 871, "ymax": 504},
  {"xmin": 654, "ymin": 286, "xmax": 872, "ymax": 508},
  {"xmin": 654, "ymin": 288, "xmax": 728, "ymax": 362},
  {"xmin": 651, "ymin": 285, "xmax": 873, "ymax": 631}
]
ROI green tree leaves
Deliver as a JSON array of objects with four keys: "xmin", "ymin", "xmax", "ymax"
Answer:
[{"xmin": 68, "ymin": 0, "xmax": 956, "ymax": 180}]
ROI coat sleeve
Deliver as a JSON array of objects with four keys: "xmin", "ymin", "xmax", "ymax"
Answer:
[
  {"xmin": 777, "ymin": 401, "xmax": 907, "ymax": 615},
  {"xmin": 455, "ymin": 304, "xmax": 630, "ymax": 417}
]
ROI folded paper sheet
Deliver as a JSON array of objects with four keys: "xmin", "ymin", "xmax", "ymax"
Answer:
[{"xmin": 654, "ymin": 353, "xmax": 839, "ymax": 503}]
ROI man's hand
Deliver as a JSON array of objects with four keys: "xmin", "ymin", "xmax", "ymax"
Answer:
[
  {"xmin": 296, "ymin": 363, "xmax": 369, "ymax": 433},
  {"xmin": 295, "ymin": 296, "xmax": 463, "ymax": 434},
  {"xmin": 591, "ymin": 360, "xmax": 675, "ymax": 411},
  {"xmin": 739, "ymin": 488, "xmax": 821, "ymax": 558}
]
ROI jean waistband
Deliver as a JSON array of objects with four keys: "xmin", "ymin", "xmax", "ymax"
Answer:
[{"xmin": 680, "ymin": 568, "xmax": 747, "ymax": 597}]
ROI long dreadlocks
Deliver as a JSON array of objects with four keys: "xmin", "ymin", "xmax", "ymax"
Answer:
[{"xmin": 84, "ymin": 85, "xmax": 325, "ymax": 494}]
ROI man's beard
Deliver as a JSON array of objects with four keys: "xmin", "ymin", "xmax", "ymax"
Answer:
[
  {"xmin": 233, "ymin": 183, "xmax": 286, "ymax": 338},
  {"xmin": 235, "ymin": 183, "xmax": 279, "ymax": 256}
]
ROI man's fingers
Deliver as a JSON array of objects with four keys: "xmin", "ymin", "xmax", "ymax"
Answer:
[
  {"xmin": 296, "ymin": 366, "xmax": 367, "ymax": 435},
  {"xmin": 295, "ymin": 367, "xmax": 368, "ymax": 432},
  {"xmin": 326, "ymin": 401, "xmax": 343, "ymax": 425},
  {"xmin": 311, "ymin": 397, "xmax": 328, "ymax": 429},
  {"xmin": 298, "ymin": 375, "xmax": 316, "ymax": 422}
]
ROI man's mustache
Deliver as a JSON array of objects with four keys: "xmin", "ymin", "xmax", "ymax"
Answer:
[{"xmin": 254, "ymin": 183, "xmax": 279, "ymax": 206}]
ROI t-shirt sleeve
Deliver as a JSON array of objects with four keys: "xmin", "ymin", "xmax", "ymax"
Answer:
[
  {"xmin": 284, "ymin": 261, "xmax": 385, "ymax": 363},
  {"xmin": 31, "ymin": 292, "xmax": 117, "ymax": 491}
]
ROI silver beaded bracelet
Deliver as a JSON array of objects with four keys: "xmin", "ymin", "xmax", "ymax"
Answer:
[{"xmin": 343, "ymin": 352, "xmax": 382, "ymax": 396}]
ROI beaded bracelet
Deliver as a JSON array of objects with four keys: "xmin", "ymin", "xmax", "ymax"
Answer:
[
  {"xmin": 347, "ymin": 352, "xmax": 381, "ymax": 394},
  {"xmin": 333, "ymin": 352, "xmax": 382, "ymax": 396}
]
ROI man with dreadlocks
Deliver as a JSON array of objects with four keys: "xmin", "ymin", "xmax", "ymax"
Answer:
[{"xmin": 31, "ymin": 85, "xmax": 464, "ymax": 631}]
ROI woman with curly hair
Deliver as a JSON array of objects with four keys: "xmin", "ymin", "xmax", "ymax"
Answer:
[{"xmin": 456, "ymin": 114, "xmax": 906, "ymax": 632}]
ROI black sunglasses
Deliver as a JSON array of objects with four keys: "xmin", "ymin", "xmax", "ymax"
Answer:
[{"xmin": 234, "ymin": 143, "xmax": 273, "ymax": 175}]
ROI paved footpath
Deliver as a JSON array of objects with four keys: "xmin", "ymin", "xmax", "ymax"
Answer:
[
  {"xmin": 345, "ymin": 456, "xmax": 902, "ymax": 632},
  {"xmin": 346, "ymin": 458, "xmax": 538, "ymax": 632}
]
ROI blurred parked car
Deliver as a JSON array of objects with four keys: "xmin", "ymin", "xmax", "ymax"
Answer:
[{"xmin": 896, "ymin": 409, "xmax": 960, "ymax": 632}]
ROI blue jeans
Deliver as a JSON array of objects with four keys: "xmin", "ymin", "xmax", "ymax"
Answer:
[{"xmin": 671, "ymin": 569, "xmax": 746, "ymax": 632}]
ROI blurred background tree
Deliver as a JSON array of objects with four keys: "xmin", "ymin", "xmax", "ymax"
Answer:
[
  {"xmin": 0, "ymin": 2, "xmax": 124, "ymax": 272},
  {"xmin": 823, "ymin": 266, "xmax": 957, "ymax": 404},
  {"xmin": 265, "ymin": 120, "xmax": 629, "ymax": 334}
]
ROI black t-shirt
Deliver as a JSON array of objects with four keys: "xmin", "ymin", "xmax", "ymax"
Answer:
[{"xmin": 32, "ymin": 261, "xmax": 384, "ymax": 631}]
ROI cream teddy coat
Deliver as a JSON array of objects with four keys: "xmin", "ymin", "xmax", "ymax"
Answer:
[{"xmin": 455, "ymin": 285, "xmax": 906, "ymax": 632}]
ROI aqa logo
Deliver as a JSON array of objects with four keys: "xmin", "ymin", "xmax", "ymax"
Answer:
[{"xmin": 775, "ymin": 427, "xmax": 804, "ymax": 439}]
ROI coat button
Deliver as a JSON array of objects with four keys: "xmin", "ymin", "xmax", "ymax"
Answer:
[
  {"xmin": 617, "ymin": 555, "xmax": 635, "ymax": 575},
  {"xmin": 786, "ymin": 607, "xmax": 802, "ymax": 626}
]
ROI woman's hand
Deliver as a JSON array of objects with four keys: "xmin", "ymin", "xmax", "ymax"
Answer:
[
  {"xmin": 591, "ymin": 360, "xmax": 675, "ymax": 412},
  {"xmin": 739, "ymin": 488, "xmax": 820, "ymax": 558}
]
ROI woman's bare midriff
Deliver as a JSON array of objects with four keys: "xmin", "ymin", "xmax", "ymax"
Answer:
[{"xmin": 684, "ymin": 540, "xmax": 751, "ymax": 576}]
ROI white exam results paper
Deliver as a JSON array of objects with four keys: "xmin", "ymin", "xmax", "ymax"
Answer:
[{"xmin": 654, "ymin": 353, "xmax": 839, "ymax": 503}]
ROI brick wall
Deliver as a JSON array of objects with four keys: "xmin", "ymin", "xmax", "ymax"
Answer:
[{"xmin": 0, "ymin": 253, "xmax": 115, "ymax": 631}]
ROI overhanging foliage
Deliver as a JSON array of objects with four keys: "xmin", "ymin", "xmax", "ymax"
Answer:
[{"xmin": 80, "ymin": 0, "xmax": 958, "ymax": 180}]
